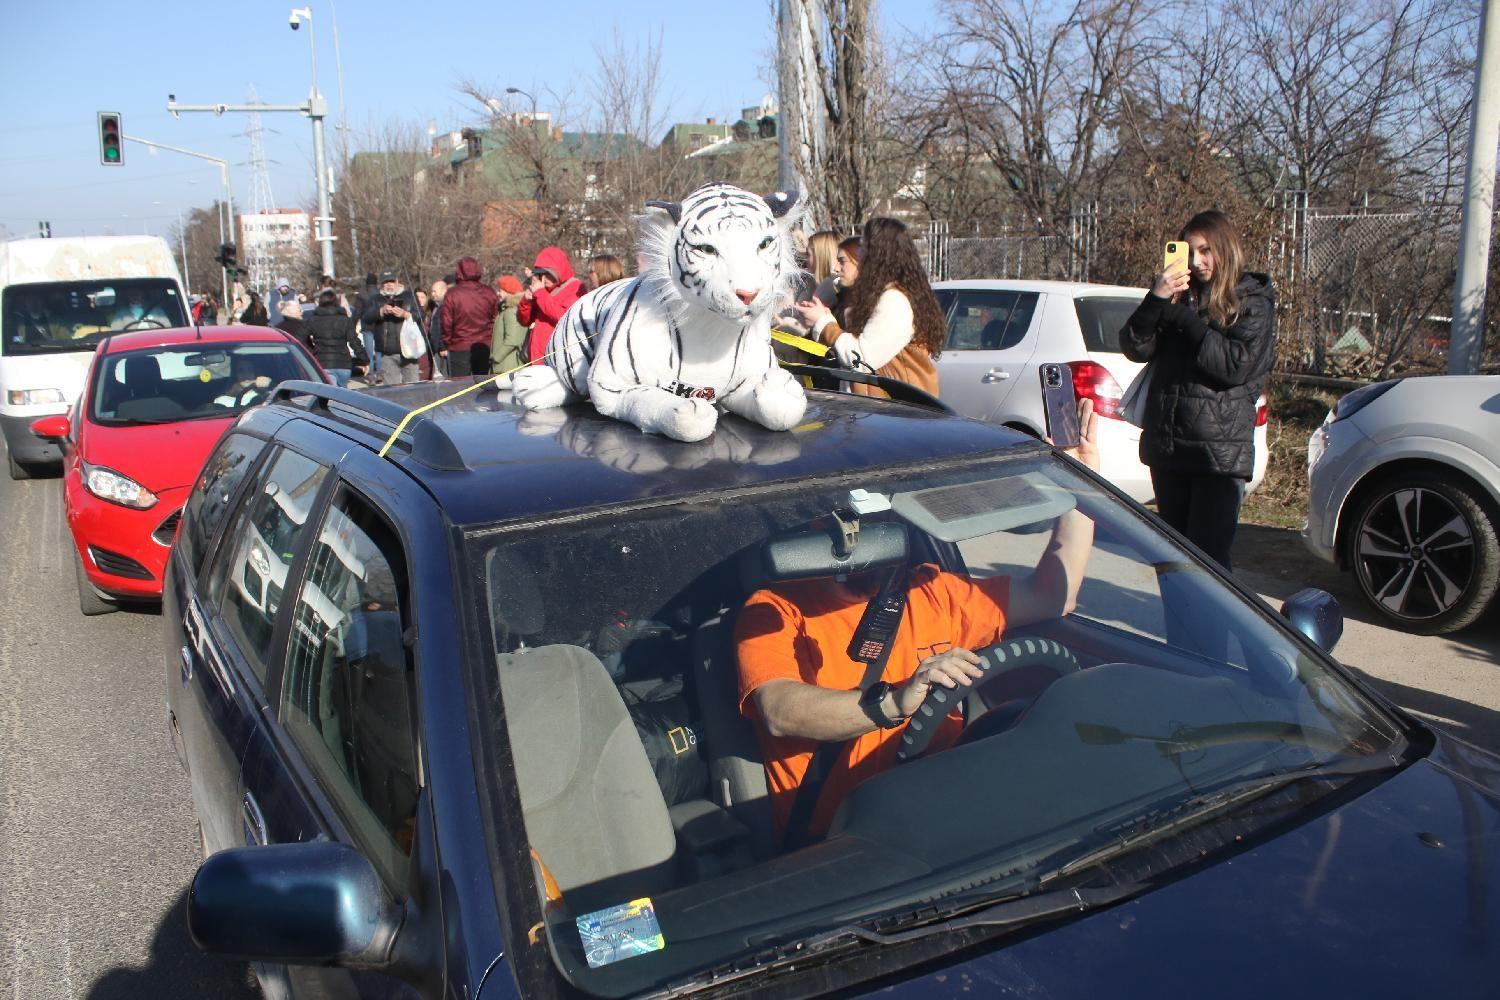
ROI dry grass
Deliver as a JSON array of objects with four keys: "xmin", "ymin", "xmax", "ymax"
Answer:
[{"xmin": 1241, "ymin": 382, "xmax": 1343, "ymax": 530}]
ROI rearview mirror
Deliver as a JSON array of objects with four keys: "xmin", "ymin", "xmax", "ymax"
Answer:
[
  {"xmin": 30, "ymin": 415, "xmax": 70, "ymax": 441},
  {"xmin": 1280, "ymin": 588, "xmax": 1343, "ymax": 654},
  {"xmin": 188, "ymin": 843, "xmax": 401, "ymax": 967}
]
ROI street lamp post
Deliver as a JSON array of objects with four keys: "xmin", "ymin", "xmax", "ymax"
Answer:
[
  {"xmin": 121, "ymin": 134, "xmax": 233, "ymax": 308},
  {"xmin": 505, "ymin": 87, "xmax": 543, "ymax": 208},
  {"xmin": 291, "ymin": 7, "xmax": 337, "ymax": 279}
]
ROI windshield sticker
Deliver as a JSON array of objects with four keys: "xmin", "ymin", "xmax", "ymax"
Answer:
[{"xmin": 577, "ymin": 897, "xmax": 666, "ymax": 968}]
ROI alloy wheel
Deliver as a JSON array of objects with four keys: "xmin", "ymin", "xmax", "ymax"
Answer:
[{"xmin": 1354, "ymin": 486, "xmax": 1475, "ymax": 622}]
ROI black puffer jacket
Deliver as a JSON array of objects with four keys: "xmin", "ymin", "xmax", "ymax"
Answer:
[
  {"xmin": 1121, "ymin": 272, "xmax": 1276, "ymax": 479},
  {"xmin": 303, "ymin": 304, "xmax": 368, "ymax": 371}
]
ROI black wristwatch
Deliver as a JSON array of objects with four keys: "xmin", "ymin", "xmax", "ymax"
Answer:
[{"xmin": 859, "ymin": 681, "xmax": 903, "ymax": 729}]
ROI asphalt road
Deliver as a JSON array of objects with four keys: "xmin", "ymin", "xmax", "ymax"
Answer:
[
  {"xmin": 0, "ymin": 463, "xmax": 256, "ymax": 999},
  {"xmin": 0, "ymin": 448, "xmax": 1495, "ymax": 998}
]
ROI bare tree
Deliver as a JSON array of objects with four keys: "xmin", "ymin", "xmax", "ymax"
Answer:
[{"xmin": 332, "ymin": 119, "xmax": 493, "ymax": 285}]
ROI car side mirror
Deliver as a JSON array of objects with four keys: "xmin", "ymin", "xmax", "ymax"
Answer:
[
  {"xmin": 30, "ymin": 415, "xmax": 71, "ymax": 441},
  {"xmin": 188, "ymin": 843, "xmax": 401, "ymax": 968},
  {"xmin": 1280, "ymin": 588, "xmax": 1343, "ymax": 654}
]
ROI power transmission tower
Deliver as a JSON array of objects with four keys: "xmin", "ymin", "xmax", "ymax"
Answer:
[{"xmin": 246, "ymin": 86, "xmax": 279, "ymax": 294}]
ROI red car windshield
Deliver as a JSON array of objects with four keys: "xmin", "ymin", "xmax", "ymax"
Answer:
[{"xmin": 91, "ymin": 342, "xmax": 320, "ymax": 426}]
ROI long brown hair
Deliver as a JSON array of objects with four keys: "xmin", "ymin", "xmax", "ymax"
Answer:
[
  {"xmin": 1179, "ymin": 210, "xmax": 1245, "ymax": 327},
  {"xmin": 842, "ymin": 217, "xmax": 946, "ymax": 359}
]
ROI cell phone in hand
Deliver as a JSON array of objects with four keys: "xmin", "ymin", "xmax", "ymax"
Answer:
[
  {"xmin": 1040, "ymin": 363, "xmax": 1081, "ymax": 449},
  {"xmin": 1164, "ymin": 241, "xmax": 1188, "ymax": 273}
]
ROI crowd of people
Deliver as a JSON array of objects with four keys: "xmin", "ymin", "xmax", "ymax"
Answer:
[{"xmin": 206, "ymin": 245, "xmax": 628, "ymax": 388}]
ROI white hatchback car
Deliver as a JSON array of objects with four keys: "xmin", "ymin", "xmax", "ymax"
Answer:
[
  {"xmin": 931, "ymin": 280, "xmax": 1269, "ymax": 503},
  {"xmin": 1303, "ymin": 374, "xmax": 1500, "ymax": 634}
]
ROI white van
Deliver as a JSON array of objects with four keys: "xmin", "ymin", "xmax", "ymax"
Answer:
[{"xmin": 0, "ymin": 235, "xmax": 188, "ymax": 478}]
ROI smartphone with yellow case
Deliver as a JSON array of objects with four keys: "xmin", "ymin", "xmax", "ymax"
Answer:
[{"xmin": 1163, "ymin": 241, "xmax": 1188, "ymax": 273}]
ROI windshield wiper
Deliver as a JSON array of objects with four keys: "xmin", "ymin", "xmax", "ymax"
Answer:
[
  {"xmin": 1048, "ymin": 751, "xmax": 1405, "ymax": 882},
  {"xmin": 648, "ymin": 882, "xmax": 1142, "ymax": 998}
]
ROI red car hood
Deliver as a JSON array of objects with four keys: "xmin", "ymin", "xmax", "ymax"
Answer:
[{"xmin": 81, "ymin": 417, "xmax": 235, "ymax": 493}]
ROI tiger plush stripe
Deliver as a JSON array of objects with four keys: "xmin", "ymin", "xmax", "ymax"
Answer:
[{"xmin": 512, "ymin": 183, "xmax": 808, "ymax": 442}]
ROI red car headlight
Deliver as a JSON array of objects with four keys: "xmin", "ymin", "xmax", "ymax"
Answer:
[{"xmin": 82, "ymin": 461, "xmax": 159, "ymax": 510}]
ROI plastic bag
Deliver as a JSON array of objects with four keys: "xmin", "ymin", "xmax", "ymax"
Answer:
[{"xmin": 399, "ymin": 317, "xmax": 427, "ymax": 360}]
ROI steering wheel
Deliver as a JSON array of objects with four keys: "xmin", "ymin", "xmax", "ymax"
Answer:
[
  {"xmin": 121, "ymin": 318, "xmax": 168, "ymax": 330},
  {"xmin": 894, "ymin": 637, "xmax": 1080, "ymax": 763}
]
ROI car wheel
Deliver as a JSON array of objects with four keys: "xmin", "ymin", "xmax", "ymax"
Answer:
[
  {"xmin": 74, "ymin": 547, "xmax": 116, "ymax": 616},
  {"xmin": 1343, "ymin": 472, "xmax": 1500, "ymax": 634},
  {"xmin": 8, "ymin": 449, "xmax": 33, "ymax": 480}
]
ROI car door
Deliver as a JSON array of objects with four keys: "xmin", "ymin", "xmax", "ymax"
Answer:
[
  {"xmin": 933, "ymin": 288, "xmax": 1042, "ymax": 424},
  {"xmin": 167, "ymin": 430, "xmax": 278, "ymax": 856},
  {"xmin": 238, "ymin": 466, "xmax": 429, "ymax": 999}
]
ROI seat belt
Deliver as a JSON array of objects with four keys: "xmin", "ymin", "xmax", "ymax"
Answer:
[{"xmin": 780, "ymin": 569, "xmax": 907, "ymax": 852}]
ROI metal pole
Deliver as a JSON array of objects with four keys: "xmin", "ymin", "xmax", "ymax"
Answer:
[
  {"xmin": 220, "ymin": 161, "xmax": 233, "ymax": 312},
  {"xmin": 304, "ymin": 12, "xmax": 337, "ymax": 278},
  {"xmin": 178, "ymin": 210, "xmax": 191, "ymax": 295},
  {"xmin": 1450, "ymin": 0, "xmax": 1500, "ymax": 375}
]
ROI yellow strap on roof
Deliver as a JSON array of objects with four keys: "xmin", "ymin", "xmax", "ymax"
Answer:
[{"xmin": 771, "ymin": 328, "xmax": 829, "ymax": 358}]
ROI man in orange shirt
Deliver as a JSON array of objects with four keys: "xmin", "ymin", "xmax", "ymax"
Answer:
[{"xmin": 736, "ymin": 402, "xmax": 1098, "ymax": 844}]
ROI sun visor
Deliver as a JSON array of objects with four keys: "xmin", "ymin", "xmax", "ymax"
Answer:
[{"xmin": 891, "ymin": 472, "xmax": 1076, "ymax": 542}]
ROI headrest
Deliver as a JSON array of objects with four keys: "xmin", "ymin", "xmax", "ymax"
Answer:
[
  {"xmin": 740, "ymin": 522, "xmax": 908, "ymax": 592},
  {"xmin": 123, "ymin": 355, "xmax": 162, "ymax": 385}
]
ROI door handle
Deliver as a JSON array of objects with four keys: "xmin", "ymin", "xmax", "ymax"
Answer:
[
  {"xmin": 179, "ymin": 645, "xmax": 193, "ymax": 685},
  {"xmin": 982, "ymin": 369, "xmax": 1010, "ymax": 383},
  {"xmin": 242, "ymin": 791, "xmax": 268, "ymax": 846}
]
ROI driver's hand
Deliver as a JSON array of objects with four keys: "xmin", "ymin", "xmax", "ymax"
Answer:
[
  {"xmin": 893, "ymin": 648, "xmax": 984, "ymax": 719},
  {"xmin": 253, "ymin": 376, "xmax": 271, "ymax": 389}
]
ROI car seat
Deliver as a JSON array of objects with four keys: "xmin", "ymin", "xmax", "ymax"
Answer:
[{"xmin": 497, "ymin": 644, "xmax": 677, "ymax": 910}]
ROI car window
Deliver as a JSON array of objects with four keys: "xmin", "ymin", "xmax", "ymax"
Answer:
[
  {"xmin": 91, "ymin": 342, "xmax": 320, "ymax": 426},
  {"xmin": 180, "ymin": 433, "xmax": 265, "ymax": 574},
  {"xmin": 1074, "ymin": 296, "xmax": 1141, "ymax": 354},
  {"xmin": 279, "ymin": 490, "xmax": 417, "ymax": 889},
  {"xmin": 2, "ymin": 278, "xmax": 186, "ymax": 356},
  {"xmin": 205, "ymin": 448, "xmax": 328, "ymax": 684},
  {"xmin": 943, "ymin": 290, "xmax": 1038, "ymax": 351}
]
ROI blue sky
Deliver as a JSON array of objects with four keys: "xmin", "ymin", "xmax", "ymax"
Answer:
[{"xmin": 0, "ymin": 0, "xmax": 935, "ymax": 242}]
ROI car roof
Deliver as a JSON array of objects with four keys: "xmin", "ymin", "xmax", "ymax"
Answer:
[
  {"xmin": 263, "ymin": 382, "xmax": 1041, "ymax": 528},
  {"xmin": 931, "ymin": 278, "xmax": 1147, "ymax": 297},
  {"xmin": 102, "ymin": 325, "xmax": 301, "ymax": 354}
]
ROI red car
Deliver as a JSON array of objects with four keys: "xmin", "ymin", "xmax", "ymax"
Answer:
[{"xmin": 31, "ymin": 326, "xmax": 327, "ymax": 614}]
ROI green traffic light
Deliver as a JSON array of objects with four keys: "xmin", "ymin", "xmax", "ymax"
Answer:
[{"xmin": 104, "ymin": 147, "xmax": 120, "ymax": 162}]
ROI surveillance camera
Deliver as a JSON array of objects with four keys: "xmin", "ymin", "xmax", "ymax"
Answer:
[{"xmin": 289, "ymin": 12, "xmax": 301, "ymax": 29}]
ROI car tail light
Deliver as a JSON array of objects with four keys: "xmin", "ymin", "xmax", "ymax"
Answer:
[
  {"xmin": 1256, "ymin": 396, "xmax": 1269, "ymax": 427},
  {"xmin": 1068, "ymin": 361, "xmax": 1123, "ymax": 419}
]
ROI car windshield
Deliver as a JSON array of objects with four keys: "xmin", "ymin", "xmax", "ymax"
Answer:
[
  {"xmin": 2, "ymin": 279, "xmax": 187, "ymax": 356},
  {"xmin": 467, "ymin": 451, "xmax": 1404, "ymax": 995},
  {"xmin": 90, "ymin": 342, "xmax": 319, "ymax": 426}
]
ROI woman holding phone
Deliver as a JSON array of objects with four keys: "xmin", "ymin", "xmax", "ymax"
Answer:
[
  {"xmin": 793, "ymin": 218, "xmax": 945, "ymax": 397},
  {"xmin": 1121, "ymin": 209, "xmax": 1275, "ymax": 570}
]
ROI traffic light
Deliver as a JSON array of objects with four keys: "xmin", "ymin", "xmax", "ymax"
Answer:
[
  {"xmin": 213, "ymin": 242, "xmax": 238, "ymax": 271},
  {"xmin": 98, "ymin": 112, "xmax": 123, "ymax": 165}
]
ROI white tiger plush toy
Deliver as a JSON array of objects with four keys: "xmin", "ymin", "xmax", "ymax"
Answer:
[{"xmin": 511, "ymin": 183, "xmax": 807, "ymax": 442}]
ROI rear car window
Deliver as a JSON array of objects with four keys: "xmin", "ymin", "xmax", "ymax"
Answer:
[
  {"xmin": 1074, "ymin": 296, "xmax": 1141, "ymax": 354},
  {"xmin": 939, "ymin": 290, "xmax": 1038, "ymax": 351}
]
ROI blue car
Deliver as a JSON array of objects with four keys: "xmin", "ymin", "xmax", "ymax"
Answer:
[{"xmin": 165, "ymin": 376, "xmax": 1500, "ymax": 998}]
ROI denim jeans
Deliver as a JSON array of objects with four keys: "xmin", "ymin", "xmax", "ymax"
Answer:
[{"xmin": 326, "ymin": 368, "xmax": 352, "ymax": 387}]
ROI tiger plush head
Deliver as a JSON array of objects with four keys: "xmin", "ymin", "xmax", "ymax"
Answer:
[{"xmin": 639, "ymin": 183, "xmax": 802, "ymax": 324}]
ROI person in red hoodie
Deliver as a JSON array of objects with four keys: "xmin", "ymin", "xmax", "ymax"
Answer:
[
  {"xmin": 438, "ymin": 257, "xmax": 501, "ymax": 379},
  {"xmin": 516, "ymin": 247, "xmax": 583, "ymax": 364}
]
